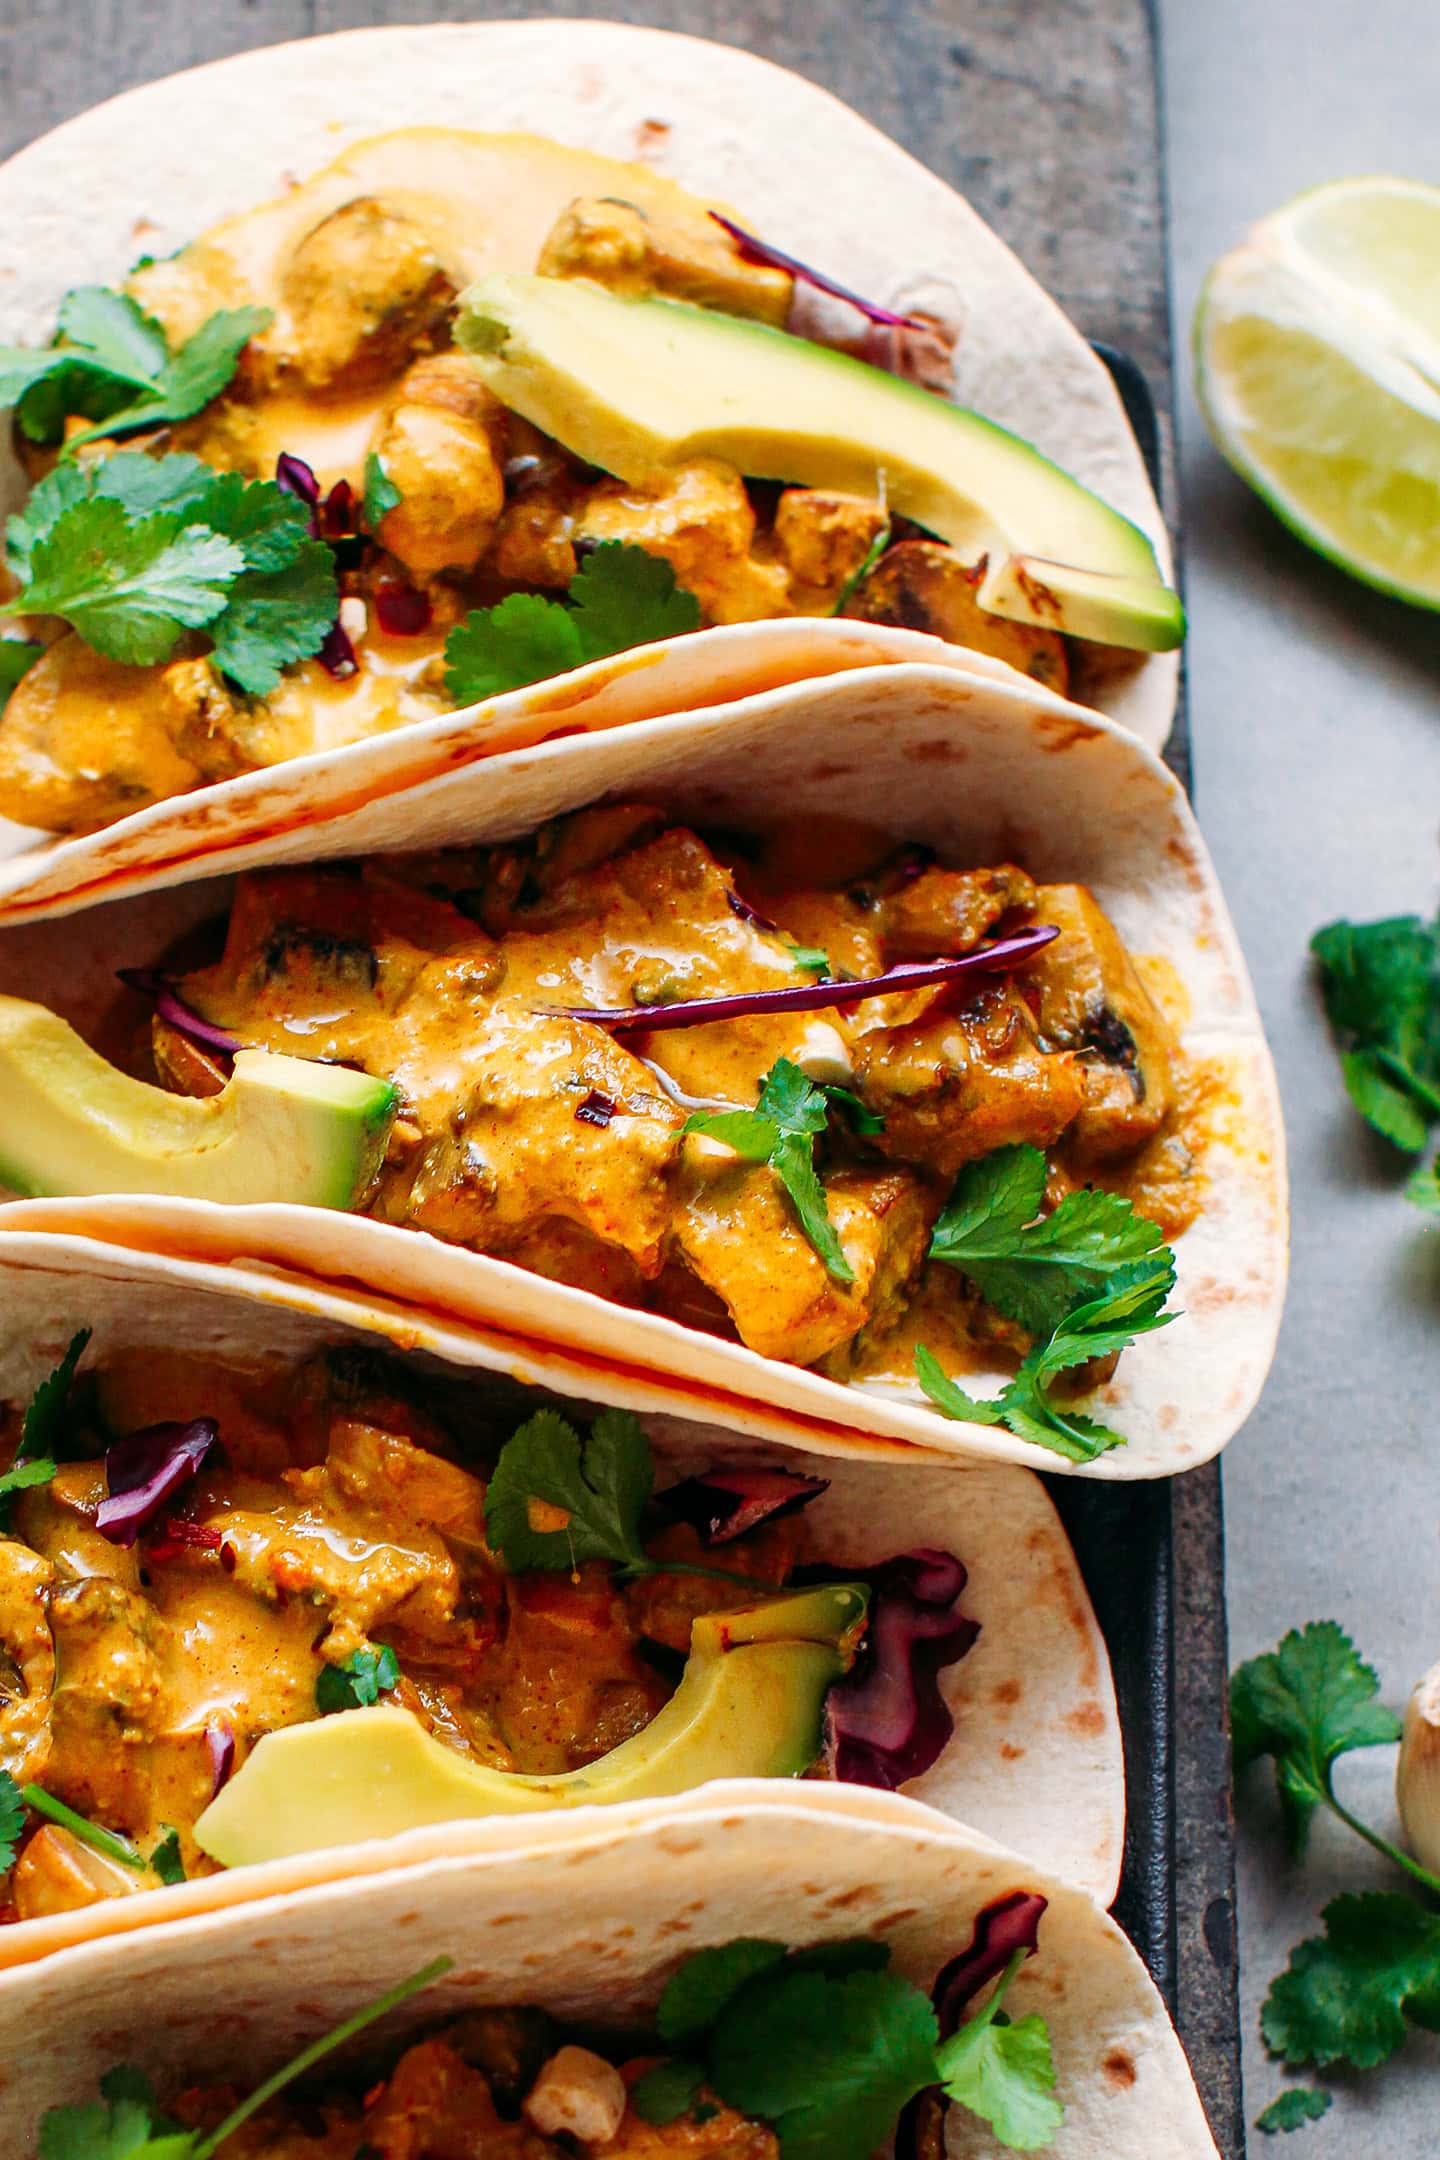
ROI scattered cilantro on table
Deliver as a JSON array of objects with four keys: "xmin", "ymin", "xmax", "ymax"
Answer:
[
  {"xmin": 315, "ymin": 1645, "xmax": 401, "ymax": 1714},
  {"xmin": 2, "ymin": 452, "xmax": 336, "ymax": 690},
  {"xmin": 444, "ymin": 541, "xmax": 701, "ymax": 703},
  {"xmin": 0, "ymin": 1328, "xmax": 91, "ymax": 1521},
  {"xmin": 1311, "ymin": 911, "xmax": 1440, "ymax": 1216},
  {"xmin": 0, "ymin": 286, "xmax": 269, "ymax": 448},
  {"xmin": 36, "ymin": 1957, "xmax": 452, "ymax": 2160},
  {"xmin": 634, "ymin": 1936, "xmax": 1061, "ymax": 2155},
  {"xmin": 684, "ymin": 1057, "xmax": 857, "ymax": 1283},
  {"xmin": 1233, "ymin": 1622, "xmax": 1440, "ymax": 2134},
  {"xmin": 914, "ymin": 1145, "xmax": 1176, "ymax": 1461}
]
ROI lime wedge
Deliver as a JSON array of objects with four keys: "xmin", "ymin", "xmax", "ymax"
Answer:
[{"xmin": 1195, "ymin": 176, "xmax": 1440, "ymax": 609}]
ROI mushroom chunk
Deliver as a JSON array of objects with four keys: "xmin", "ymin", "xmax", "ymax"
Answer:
[
  {"xmin": 279, "ymin": 197, "xmax": 454, "ymax": 392},
  {"xmin": 845, "ymin": 538, "xmax": 1070, "ymax": 694},
  {"xmin": 773, "ymin": 488, "xmax": 889, "ymax": 610},
  {"xmin": 371, "ymin": 354, "xmax": 509, "ymax": 576},
  {"xmin": 538, "ymin": 195, "xmax": 792, "ymax": 325},
  {"xmin": 1027, "ymin": 882, "xmax": 1178, "ymax": 1162}
]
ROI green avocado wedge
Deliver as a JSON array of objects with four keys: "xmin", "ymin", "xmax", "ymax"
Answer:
[
  {"xmin": 457, "ymin": 273, "xmax": 1184, "ymax": 653},
  {"xmin": 0, "ymin": 996, "xmax": 396, "ymax": 1209},
  {"xmin": 195, "ymin": 1584, "xmax": 868, "ymax": 1867}
]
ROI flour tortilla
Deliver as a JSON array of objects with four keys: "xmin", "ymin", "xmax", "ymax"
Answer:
[
  {"xmin": 0, "ymin": 1797, "xmax": 1219, "ymax": 2157},
  {"xmin": 0, "ymin": 664, "xmax": 1287, "ymax": 1480},
  {"xmin": 0, "ymin": 19, "xmax": 1177, "ymax": 929}
]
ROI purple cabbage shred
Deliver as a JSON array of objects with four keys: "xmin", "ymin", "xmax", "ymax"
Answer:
[
  {"xmin": 558, "ymin": 926, "xmax": 1058, "ymax": 1034},
  {"xmin": 659, "ymin": 1464, "xmax": 829, "ymax": 1544},
  {"xmin": 894, "ymin": 1890, "xmax": 1049, "ymax": 2160},
  {"xmin": 118, "ymin": 968, "xmax": 242, "ymax": 1057},
  {"xmin": 95, "ymin": 1420, "xmax": 218, "ymax": 1547},
  {"xmin": 823, "ymin": 1548, "xmax": 978, "ymax": 1790},
  {"xmin": 276, "ymin": 452, "xmax": 321, "ymax": 535},
  {"xmin": 318, "ymin": 621, "xmax": 359, "ymax": 679},
  {"xmin": 710, "ymin": 212, "xmax": 924, "ymax": 330},
  {"xmin": 206, "ymin": 1719, "xmax": 237, "ymax": 1798}
]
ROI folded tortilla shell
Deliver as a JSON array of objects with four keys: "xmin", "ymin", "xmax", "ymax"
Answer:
[
  {"xmin": 0, "ymin": 1228, "xmax": 1122, "ymax": 1964},
  {"xmin": 0, "ymin": 19, "xmax": 1176, "ymax": 928},
  {"xmin": 0, "ymin": 1796, "xmax": 1219, "ymax": 2156},
  {"xmin": 0, "ymin": 662, "xmax": 1287, "ymax": 1479}
]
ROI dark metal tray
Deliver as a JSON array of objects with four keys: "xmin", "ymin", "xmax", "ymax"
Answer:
[{"xmin": 2, "ymin": 6, "xmax": 1243, "ymax": 2150}]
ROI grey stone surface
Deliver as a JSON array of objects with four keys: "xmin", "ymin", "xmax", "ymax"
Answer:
[{"xmin": 1159, "ymin": 2, "xmax": 1440, "ymax": 2150}]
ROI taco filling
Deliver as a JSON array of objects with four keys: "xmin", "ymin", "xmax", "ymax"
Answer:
[
  {"xmin": 0, "ymin": 1337, "xmax": 983, "ymax": 1921},
  {"xmin": 96, "ymin": 805, "xmax": 1208, "ymax": 1458},
  {"xmin": 0, "ymin": 127, "xmax": 1181, "ymax": 837}
]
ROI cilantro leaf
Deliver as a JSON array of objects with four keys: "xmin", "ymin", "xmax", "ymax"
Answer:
[
  {"xmin": 568, "ymin": 542, "xmax": 701, "ymax": 653},
  {"xmin": 0, "ymin": 638, "xmax": 42, "ymax": 709},
  {"xmin": 929, "ymin": 1146, "xmax": 1173, "ymax": 1338},
  {"xmin": 821, "ymin": 1083, "xmax": 885, "ymax": 1136},
  {"xmin": 0, "ymin": 293, "xmax": 267, "ymax": 448},
  {"xmin": 7, "ymin": 453, "xmax": 213, "ymax": 579},
  {"xmin": 445, "ymin": 542, "xmax": 700, "ymax": 703},
  {"xmin": 364, "ymin": 450, "xmax": 402, "ymax": 529},
  {"xmin": 445, "ymin": 591, "xmax": 585, "ymax": 702},
  {"xmin": 38, "ymin": 2063, "xmax": 187, "ymax": 2160},
  {"xmin": 150, "ymin": 1826, "xmax": 186, "ymax": 1886},
  {"xmin": 1405, "ymin": 1157, "xmax": 1440, "ymax": 1214},
  {"xmin": 1230, "ymin": 1622, "xmax": 1403, "ymax": 1856},
  {"xmin": 1256, "ymin": 2088, "xmax": 1332, "ymax": 2133},
  {"xmin": 0, "ymin": 1456, "xmax": 58, "ymax": 1500},
  {"xmin": 939, "ymin": 2009, "xmax": 1063, "ymax": 2152},
  {"xmin": 21, "ymin": 1328, "xmax": 92, "ymax": 1461},
  {"xmin": 57, "ymin": 290, "xmax": 170, "ymax": 382},
  {"xmin": 657, "ymin": 1941, "xmax": 789, "ymax": 2048},
  {"xmin": 7, "ymin": 498, "xmax": 243, "ymax": 663},
  {"xmin": 1311, "ymin": 914, "xmax": 1440, "ymax": 1152},
  {"xmin": 788, "ymin": 945, "xmax": 831, "ymax": 975},
  {"xmin": 709, "ymin": 1966, "xmax": 941, "ymax": 2160},
  {"xmin": 207, "ymin": 539, "xmax": 338, "ymax": 694},
  {"xmin": 315, "ymin": 1645, "xmax": 401, "ymax": 1714},
  {"xmin": 1261, "ymin": 1892, "xmax": 1440, "ymax": 2071},
  {"xmin": 65, "ymin": 306, "xmax": 271, "ymax": 449},
  {"xmin": 686, "ymin": 1059, "xmax": 854, "ymax": 1284},
  {"xmin": 0, "ymin": 1768, "xmax": 24, "ymax": 1870},
  {"xmin": 632, "ymin": 2060, "xmax": 706, "ymax": 2125},
  {"xmin": 484, "ymin": 1408, "xmax": 653, "ymax": 1574}
]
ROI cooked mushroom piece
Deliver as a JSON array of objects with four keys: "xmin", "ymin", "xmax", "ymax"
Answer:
[
  {"xmin": 278, "ymin": 196, "xmax": 454, "ymax": 392},
  {"xmin": 1027, "ymin": 883, "xmax": 1178, "ymax": 1162},
  {"xmin": 370, "ymin": 354, "xmax": 509, "ymax": 576},
  {"xmin": 844, "ymin": 538, "xmax": 1070, "ymax": 693},
  {"xmin": 538, "ymin": 194, "xmax": 793, "ymax": 324}
]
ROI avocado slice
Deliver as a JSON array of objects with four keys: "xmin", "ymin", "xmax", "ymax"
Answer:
[
  {"xmin": 195, "ymin": 1583, "xmax": 868, "ymax": 1867},
  {"xmin": 0, "ymin": 996, "xmax": 397, "ymax": 1210},
  {"xmin": 456, "ymin": 274, "xmax": 1184, "ymax": 653}
]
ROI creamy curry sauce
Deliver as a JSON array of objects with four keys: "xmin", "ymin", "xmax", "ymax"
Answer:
[
  {"xmin": 0, "ymin": 1350, "xmax": 799, "ymax": 1924},
  {"xmin": 158, "ymin": 809, "xmax": 1206, "ymax": 1379},
  {"xmin": 0, "ymin": 127, "xmax": 1068, "ymax": 836}
]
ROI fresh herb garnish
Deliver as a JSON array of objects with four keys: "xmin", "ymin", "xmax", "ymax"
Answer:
[
  {"xmin": 0, "ymin": 1328, "xmax": 91, "ymax": 1520},
  {"xmin": 820, "ymin": 1083, "xmax": 886, "ymax": 1136},
  {"xmin": 1311, "ymin": 911, "xmax": 1440, "ymax": 1154},
  {"xmin": 21, "ymin": 1784, "xmax": 145, "ymax": 1871},
  {"xmin": 1234, "ymin": 1622, "xmax": 1440, "ymax": 2131},
  {"xmin": 1256, "ymin": 2087, "xmax": 1333, "ymax": 2134},
  {"xmin": 444, "ymin": 540, "xmax": 701, "ymax": 703},
  {"xmin": 634, "ymin": 1936, "xmax": 1061, "ymax": 2155},
  {"xmin": 2, "ymin": 453, "xmax": 337, "ymax": 690},
  {"xmin": 315, "ymin": 1645, "xmax": 401, "ymax": 1714},
  {"xmin": 0, "ymin": 638, "xmax": 42, "ymax": 709},
  {"xmin": 36, "ymin": 1956, "xmax": 452, "ymax": 2160},
  {"xmin": 363, "ymin": 451, "xmax": 402, "ymax": 530},
  {"xmin": 685, "ymin": 1058, "xmax": 854, "ymax": 1283},
  {"xmin": 787, "ymin": 944, "xmax": 831, "ymax": 974},
  {"xmin": 0, "ymin": 288, "xmax": 269, "ymax": 448},
  {"xmin": 0, "ymin": 1770, "xmax": 23, "ymax": 1870},
  {"xmin": 915, "ymin": 1145, "xmax": 1176, "ymax": 1461},
  {"xmin": 150, "ymin": 1826, "xmax": 186, "ymax": 1887}
]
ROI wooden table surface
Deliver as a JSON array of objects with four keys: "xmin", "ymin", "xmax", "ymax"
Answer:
[{"xmin": 0, "ymin": 4, "xmax": 1242, "ymax": 2150}]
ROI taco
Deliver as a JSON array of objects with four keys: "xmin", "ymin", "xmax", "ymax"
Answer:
[
  {"xmin": 0, "ymin": 20, "xmax": 1182, "ymax": 928},
  {"xmin": 0, "ymin": 670, "xmax": 1286, "ymax": 1480},
  {"xmin": 3, "ymin": 1797, "xmax": 1220, "ymax": 2156},
  {"xmin": 0, "ymin": 1229, "xmax": 1123, "ymax": 1964}
]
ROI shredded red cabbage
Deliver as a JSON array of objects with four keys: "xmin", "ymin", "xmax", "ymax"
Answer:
[
  {"xmin": 557, "ymin": 926, "xmax": 1058, "ymax": 1034},
  {"xmin": 710, "ymin": 213, "xmax": 925, "ymax": 330},
  {"xmin": 822, "ymin": 1548, "xmax": 978, "ymax": 1789},
  {"xmin": 322, "ymin": 478, "xmax": 358, "ymax": 537},
  {"xmin": 206, "ymin": 1719, "xmax": 236, "ymax": 1798},
  {"xmin": 118, "ymin": 967, "xmax": 242, "ymax": 1057},
  {"xmin": 659, "ymin": 1465, "xmax": 829, "ymax": 1544},
  {"xmin": 95, "ymin": 1420, "xmax": 218, "ymax": 1547},
  {"xmin": 575, "ymin": 1089, "xmax": 618, "ymax": 1128},
  {"xmin": 318, "ymin": 621, "xmax": 359, "ymax": 679},
  {"xmin": 374, "ymin": 579, "xmax": 432, "ymax": 635},
  {"xmin": 894, "ymin": 1890, "xmax": 1049, "ymax": 2160},
  {"xmin": 726, "ymin": 888, "xmax": 781, "ymax": 934},
  {"xmin": 275, "ymin": 452, "xmax": 321, "ymax": 537}
]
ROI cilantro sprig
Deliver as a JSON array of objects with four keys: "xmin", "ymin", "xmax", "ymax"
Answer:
[
  {"xmin": 634, "ymin": 1937, "xmax": 1061, "ymax": 2155},
  {"xmin": 684, "ymin": 1058, "xmax": 858, "ymax": 1283},
  {"xmin": 3, "ymin": 452, "xmax": 336, "ymax": 690},
  {"xmin": 1312, "ymin": 909, "xmax": 1440, "ymax": 1209},
  {"xmin": 363, "ymin": 450, "xmax": 402, "ymax": 529},
  {"xmin": 0, "ymin": 286, "xmax": 268, "ymax": 448},
  {"xmin": 915, "ymin": 1145, "xmax": 1176, "ymax": 1461},
  {"xmin": 444, "ymin": 541, "xmax": 701, "ymax": 703},
  {"xmin": 483, "ymin": 1408, "xmax": 769, "ymax": 1589},
  {"xmin": 0, "ymin": 1327, "xmax": 91, "ymax": 1518},
  {"xmin": 35, "ymin": 1955, "xmax": 452, "ymax": 2160},
  {"xmin": 315, "ymin": 1644, "xmax": 401, "ymax": 1715},
  {"xmin": 1233, "ymin": 1622, "xmax": 1440, "ymax": 2134}
]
